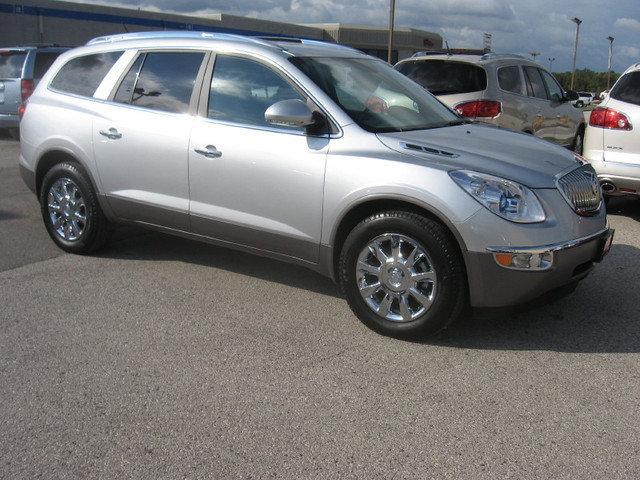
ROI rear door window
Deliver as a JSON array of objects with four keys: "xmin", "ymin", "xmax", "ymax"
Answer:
[
  {"xmin": 523, "ymin": 66, "xmax": 548, "ymax": 100},
  {"xmin": 396, "ymin": 60, "xmax": 487, "ymax": 95},
  {"xmin": 497, "ymin": 66, "xmax": 524, "ymax": 95},
  {"xmin": 33, "ymin": 52, "xmax": 63, "ymax": 80},
  {"xmin": 610, "ymin": 71, "xmax": 640, "ymax": 106},
  {"xmin": 114, "ymin": 51, "xmax": 205, "ymax": 114},
  {"xmin": 50, "ymin": 51, "xmax": 123, "ymax": 97},
  {"xmin": 0, "ymin": 51, "xmax": 27, "ymax": 78}
]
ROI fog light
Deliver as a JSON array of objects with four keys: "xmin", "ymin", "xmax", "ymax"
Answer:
[{"xmin": 492, "ymin": 251, "xmax": 553, "ymax": 270}]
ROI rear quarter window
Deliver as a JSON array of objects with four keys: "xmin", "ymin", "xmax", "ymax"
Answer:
[
  {"xmin": 0, "ymin": 51, "xmax": 27, "ymax": 78},
  {"xmin": 396, "ymin": 60, "xmax": 487, "ymax": 95},
  {"xmin": 610, "ymin": 71, "xmax": 640, "ymax": 106},
  {"xmin": 497, "ymin": 66, "xmax": 524, "ymax": 95},
  {"xmin": 50, "ymin": 51, "xmax": 123, "ymax": 97}
]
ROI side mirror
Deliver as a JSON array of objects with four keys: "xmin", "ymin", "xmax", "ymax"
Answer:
[
  {"xmin": 564, "ymin": 90, "xmax": 579, "ymax": 101},
  {"xmin": 265, "ymin": 99, "xmax": 315, "ymax": 128}
]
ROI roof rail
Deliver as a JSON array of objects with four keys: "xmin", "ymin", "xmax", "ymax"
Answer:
[
  {"xmin": 86, "ymin": 30, "xmax": 272, "ymax": 46},
  {"xmin": 480, "ymin": 52, "xmax": 529, "ymax": 61},
  {"xmin": 412, "ymin": 50, "xmax": 452, "ymax": 57},
  {"xmin": 257, "ymin": 36, "xmax": 304, "ymax": 44}
]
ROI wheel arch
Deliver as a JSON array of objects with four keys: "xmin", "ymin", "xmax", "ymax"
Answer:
[
  {"xmin": 34, "ymin": 148, "xmax": 115, "ymax": 221},
  {"xmin": 326, "ymin": 195, "xmax": 470, "ymax": 282}
]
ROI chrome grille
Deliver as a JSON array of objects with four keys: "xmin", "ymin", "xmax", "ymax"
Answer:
[{"xmin": 557, "ymin": 165, "xmax": 602, "ymax": 216}]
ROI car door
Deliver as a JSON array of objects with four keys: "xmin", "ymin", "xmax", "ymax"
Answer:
[
  {"xmin": 93, "ymin": 50, "xmax": 207, "ymax": 230},
  {"xmin": 540, "ymin": 68, "xmax": 575, "ymax": 146},
  {"xmin": 188, "ymin": 54, "xmax": 329, "ymax": 262},
  {"xmin": 522, "ymin": 66, "xmax": 556, "ymax": 142}
]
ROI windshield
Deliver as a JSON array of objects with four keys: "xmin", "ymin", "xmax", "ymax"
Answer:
[
  {"xmin": 289, "ymin": 56, "xmax": 460, "ymax": 133},
  {"xmin": 396, "ymin": 60, "xmax": 487, "ymax": 96},
  {"xmin": 0, "ymin": 51, "xmax": 27, "ymax": 78}
]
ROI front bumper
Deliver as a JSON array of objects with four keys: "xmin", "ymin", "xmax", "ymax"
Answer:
[
  {"xmin": 0, "ymin": 113, "xmax": 19, "ymax": 129},
  {"xmin": 467, "ymin": 228, "xmax": 613, "ymax": 308}
]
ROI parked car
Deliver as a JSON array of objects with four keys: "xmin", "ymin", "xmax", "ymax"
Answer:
[
  {"xmin": 395, "ymin": 53, "xmax": 585, "ymax": 153},
  {"xmin": 574, "ymin": 91, "xmax": 595, "ymax": 108},
  {"xmin": 0, "ymin": 45, "xmax": 69, "ymax": 138},
  {"xmin": 18, "ymin": 32, "xmax": 612, "ymax": 338},
  {"xmin": 583, "ymin": 63, "xmax": 640, "ymax": 199}
]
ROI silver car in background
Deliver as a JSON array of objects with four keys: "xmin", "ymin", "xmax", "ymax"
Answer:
[
  {"xmin": 19, "ymin": 32, "xmax": 612, "ymax": 338},
  {"xmin": 395, "ymin": 53, "xmax": 585, "ymax": 153},
  {"xmin": 0, "ymin": 45, "xmax": 68, "ymax": 137}
]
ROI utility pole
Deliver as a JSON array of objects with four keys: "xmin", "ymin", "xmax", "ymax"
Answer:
[
  {"xmin": 387, "ymin": 0, "xmax": 396, "ymax": 64},
  {"xmin": 570, "ymin": 17, "xmax": 582, "ymax": 90},
  {"xmin": 607, "ymin": 36, "xmax": 615, "ymax": 89},
  {"xmin": 529, "ymin": 51, "xmax": 541, "ymax": 61},
  {"xmin": 548, "ymin": 57, "xmax": 556, "ymax": 71}
]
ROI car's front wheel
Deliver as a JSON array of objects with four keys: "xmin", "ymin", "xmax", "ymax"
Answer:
[
  {"xmin": 338, "ymin": 210, "xmax": 467, "ymax": 339},
  {"xmin": 39, "ymin": 162, "xmax": 109, "ymax": 254}
]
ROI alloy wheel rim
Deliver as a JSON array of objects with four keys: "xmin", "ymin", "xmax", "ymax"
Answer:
[
  {"xmin": 47, "ymin": 177, "xmax": 87, "ymax": 241},
  {"xmin": 356, "ymin": 233, "xmax": 437, "ymax": 322}
]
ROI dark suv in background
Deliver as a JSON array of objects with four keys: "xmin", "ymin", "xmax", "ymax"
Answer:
[{"xmin": 0, "ymin": 45, "xmax": 69, "ymax": 138}]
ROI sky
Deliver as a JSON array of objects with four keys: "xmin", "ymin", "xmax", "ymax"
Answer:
[{"xmin": 71, "ymin": 0, "xmax": 639, "ymax": 72}]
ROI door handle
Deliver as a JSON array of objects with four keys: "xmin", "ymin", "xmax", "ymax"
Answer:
[
  {"xmin": 99, "ymin": 128, "xmax": 122, "ymax": 140},
  {"xmin": 194, "ymin": 145, "xmax": 222, "ymax": 158}
]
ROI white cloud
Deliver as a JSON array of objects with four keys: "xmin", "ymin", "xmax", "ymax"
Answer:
[{"xmin": 615, "ymin": 17, "xmax": 640, "ymax": 32}]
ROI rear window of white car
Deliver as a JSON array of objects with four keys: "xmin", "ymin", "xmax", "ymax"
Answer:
[
  {"xmin": 50, "ymin": 51, "xmax": 123, "ymax": 97},
  {"xmin": 610, "ymin": 71, "xmax": 640, "ymax": 107},
  {"xmin": 396, "ymin": 60, "xmax": 487, "ymax": 96},
  {"xmin": 0, "ymin": 50, "xmax": 27, "ymax": 78}
]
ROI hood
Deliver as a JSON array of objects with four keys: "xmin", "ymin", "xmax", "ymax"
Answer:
[{"xmin": 377, "ymin": 123, "xmax": 581, "ymax": 188}]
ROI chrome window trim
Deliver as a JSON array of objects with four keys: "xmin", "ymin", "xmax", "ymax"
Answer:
[
  {"xmin": 487, "ymin": 227, "xmax": 611, "ymax": 254},
  {"xmin": 194, "ymin": 115, "xmax": 342, "ymax": 139}
]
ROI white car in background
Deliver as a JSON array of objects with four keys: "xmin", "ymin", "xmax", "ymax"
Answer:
[
  {"xmin": 574, "ymin": 91, "xmax": 595, "ymax": 108},
  {"xmin": 583, "ymin": 63, "xmax": 640, "ymax": 199}
]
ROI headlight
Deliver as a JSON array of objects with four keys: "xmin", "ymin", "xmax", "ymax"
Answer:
[{"xmin": 449, "ymin": 170, "xmax": 546, "ymax": 223}]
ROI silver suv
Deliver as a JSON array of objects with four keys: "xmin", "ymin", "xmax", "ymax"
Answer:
[
  {"xmin": 395, "ymin": 53, "xmax": 585, "ymax": 153},
  {"xmin": 19, "ymin": 32, "xmax": 612, "ymax": 338},
  {"xmin": 0, "ymin": 45, "xmax": 68, "ymax": 138}
]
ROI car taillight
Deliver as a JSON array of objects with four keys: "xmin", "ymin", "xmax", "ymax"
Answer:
[
  {"xmin": 20, "ymin": 79, "xmax": 34, "ymax": 102},
  {"xmin": 18, "ymin": 103, "xmax": 26, "ymax": 119},
  {"xmin": 454, "ymin": 100, "xmax": 501, "ymax": 119},
  {"xmin": 589, "ymin": 107, "xmax": 632, "ymax": 130}
]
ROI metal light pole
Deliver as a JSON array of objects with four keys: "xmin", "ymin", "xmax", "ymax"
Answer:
[
  {"xmin": 548, "ymin": 57, "xmax": 556, "ymax": 71},
  {"xmin": 387, "ymin": 0, "xmax": 396, "ymax": 64},
  {"xmin": 530, "ymin": 51, "xmax": 541, "ymax": 61},
  {"xmin": 607, "ymin": 36, "xmax": 614, "ymax": 89},
  {"xmin": 570, "ymin": 17, "xmax": 582, "ymax": 90}
]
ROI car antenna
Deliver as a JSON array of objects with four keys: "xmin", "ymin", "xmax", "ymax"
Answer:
[{"xmin": 444, "ymin": 39, "xmax": 451, "ymax": 56}]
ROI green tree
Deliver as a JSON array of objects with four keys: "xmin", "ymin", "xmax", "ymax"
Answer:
[{"xmin": 553, "ymin": 69, "xmax": 620, "ymax": 93}]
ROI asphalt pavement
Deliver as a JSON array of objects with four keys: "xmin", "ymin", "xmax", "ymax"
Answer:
[{"xmin": 1, "ymin": 134, "xmax": 640, "ymax": 479}]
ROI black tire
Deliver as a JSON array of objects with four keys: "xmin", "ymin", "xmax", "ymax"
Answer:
[
  {"xmin": 8, "ymin": 128, "xmax": 19, "ymax": 140},
  {"xmin": 573, "ymin": 127, "xmax": 584, "ymax": 155},
  {"xmin": 338, "ymin": 210, "xmax": 468, "ymax": 339},
  {"xmin": 39, "ymin": 162, "xmax": 108, "ymax": 254}
]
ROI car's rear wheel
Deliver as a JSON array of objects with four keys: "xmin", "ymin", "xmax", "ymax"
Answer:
[
  {"xmin": 39, "ymin": 162, "xmax": 108, "ymax": 254},
  {"xmin": 573, "ymin": 127, "xmax": 584, "ymax": 155},
  {"xmin": 338, "ymin": 210, "xmax": 467, "ymax": 339}
]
